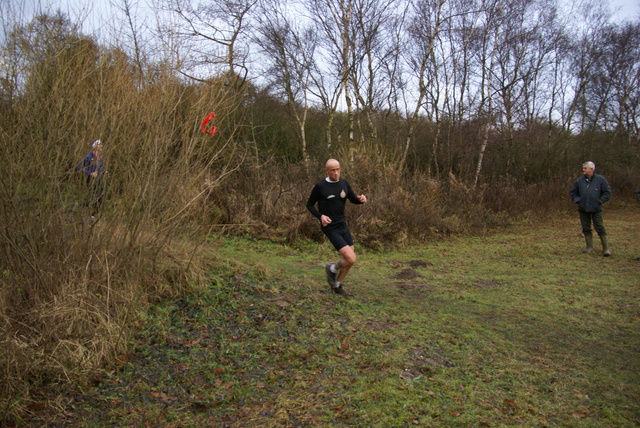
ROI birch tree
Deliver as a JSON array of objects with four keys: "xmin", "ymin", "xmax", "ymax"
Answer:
[
  {"xmin": 402, "ymin": 0, "xmax": 446, "ymax": 170},
  {"xmin": 255, "ymin": 0, "xmax": 316, "ymax": 160},
  {"xmin": 349, "ymin": 0, "xmax": 399, "ymax": 143},
  {"xmin": 307, "ymin": 0, "xmax": 355, "ymax": 149},
  {"xmin": 471, "ymin": 0, "xmax": 508, "ymax": 186}
]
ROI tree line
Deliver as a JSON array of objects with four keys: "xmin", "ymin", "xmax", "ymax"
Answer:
[
  {"xmin": 1, "ymin": 0, "xmax": 639, "ymax": 184},
  {"xmin": 153, "ymin": 0, "xmax": 640, "ymax": 183},
  {"xmin": 0, "ymin": 1, "xmax": 638, "ymax": 421}
]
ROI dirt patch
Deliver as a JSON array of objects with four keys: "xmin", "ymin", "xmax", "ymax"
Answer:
[
  {"xmin": 402, "ymin": 346, "xmax": 452, "ymax": 379},
  {"xmin": 268, "ymin": 294, "xmax": 296, "ymax": 308},
  {"xmin": 472, "ymin": 279, "xmax": 504, "ymax": 289},
  {"xmin": 395, "ymin": 281, "xmax": 432, "ymax": 292},
  {"xmin": 387, "ymin": 260, "xmax": 434, "ymax": 269},
  {"xmin": 408, "ymin": 260, "xmax": 433, "ymax": 268},
  {"xmin": 364, "ymin": 318, "xmax": 401, "ymax": 332},
  {"xmin": 394, "ymin": 268, "xmax": 423, "ymax": 280}
]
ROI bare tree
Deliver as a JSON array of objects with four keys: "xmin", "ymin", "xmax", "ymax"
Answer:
[
  {"xmin": 438, "ymin": 0, "xmax": 481, "ymax": 177},
  {"xmin": 471, "ymin": 0, "xmax": 504, "ymax": 187},
  {"xmin": 610, "ymin": 23, "xmax": 640, "ymax": 145},
  {"xmin": 380, "ymin": 9, "xmax": 408, "ymax": 145},
  {"xmin": 589, "ymin": 22, "xmax": 640, "ymax": 144},
  {"xmin": 112, "ymin": 0, "xmax": 149, "ymax": 82},
  {"xmin": 0, "ymin": 0, "xmax": 30, "ymax": 103},
  {"xmin": 349, "ymin": 0, "xmax": 399, "ymax": 143},
  {"xmin": 402, "ymin": 0, "xmax": 446, "ymax": 170},
  {"xmin": 306, "ymin": 0, "xmax": 356, "ymax": 149},
  {"xmin": 254, "ymin": 0, "xmax": 315, "ymax": 160},
  {"xmin": 158, "ymin": 0, "xmax": 257, "ymax": 83},
  {"xmin": 531, "ymin": 2, "xmax": 574, "ymax": 177},
  {"xmin": 491, "ymin": 0, "xmax": 562, "ymax": 176},
  {"xmin": 563, "ymin": 0, "xmax": 609, "ymax": 136}
]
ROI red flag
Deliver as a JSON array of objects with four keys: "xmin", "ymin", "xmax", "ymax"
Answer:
[{"xmin": 201, "ymin": 112, "xmax": 217, "ymax": 135}]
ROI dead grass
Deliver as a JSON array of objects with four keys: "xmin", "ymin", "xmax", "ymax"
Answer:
[
  {"xmin": 1, "ymin": 10, "xmax": 638, "ymax": 427},
  {"xmin": 19, "ymin": 206, "xmax": 638, "ymax": 427},
  {"xmin": 0, "ymin": 14, "xmax": 254, "ymax": 422}
]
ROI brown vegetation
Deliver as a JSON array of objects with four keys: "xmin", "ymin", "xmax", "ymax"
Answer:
[{"xmin": 0, "ymin": 4, "xmax": 638, "ymax": 424}]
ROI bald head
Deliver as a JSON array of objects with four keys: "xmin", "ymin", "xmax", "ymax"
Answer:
[
  {"xmin": 325, "ymin": 159, "xmax": 341, "ymax": 182},
  {"xmin": 325, "ymin": 158, "xmax": 339, "ymax": 168}
]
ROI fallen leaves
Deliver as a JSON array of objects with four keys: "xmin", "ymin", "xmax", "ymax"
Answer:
[
  {"xmin": 268, "ymin": 294, "xmax": 296, "ymax": 308},
  {"xmin": 503, "ymin": 398, "xmax": 517, "ymax": 408},
  {"xmin": 572, "ymin": 409, "xmax": 589, "ymax": 419},
  {"xmin": 184, "ymin": 338, "xmax": 202, "ymax": 348},
  {"xmin": 151, "ymin": 391, "xmax": 178, "ymax": 405},
  {"xmin": 114, "ymin": 354, "xmax": 131, "ymax": 365}
]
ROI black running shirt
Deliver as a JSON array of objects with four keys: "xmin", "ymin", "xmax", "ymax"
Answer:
[{"xmin": 306, "ymin": 178, "xmax": 362, "ymax": 227}]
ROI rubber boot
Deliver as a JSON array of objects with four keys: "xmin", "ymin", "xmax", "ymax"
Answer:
[
  {"xmin": 600, "ymin": 235, "xmax": 611, "ymax": 257},
  {"xmin": 582, "ymin": 233, "xmax": 594, "ymax": 253}
]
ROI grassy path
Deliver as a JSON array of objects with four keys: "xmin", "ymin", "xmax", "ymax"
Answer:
[{"xmin": 34, "ymin": 209, "xmax": 640, "ymax": 427}]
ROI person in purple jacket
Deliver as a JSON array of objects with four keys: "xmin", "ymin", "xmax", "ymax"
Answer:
[
  {"xmin": 570, "ymin": 161, "xmax": 612, "ymax": 256},
  {"xmin": 307, "ymin": 159, "xmax": 367, "ymax": 295},
  {"xmin": 78, "ymin": 139, "xmax": 106, "ymax": 220}
]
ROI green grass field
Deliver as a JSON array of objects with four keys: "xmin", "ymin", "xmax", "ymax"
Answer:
[{"xmin": 35, "ymin": 209, "xmax": 640, "ymax": 427}]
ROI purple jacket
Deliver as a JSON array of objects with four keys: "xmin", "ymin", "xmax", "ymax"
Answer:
[{"xmin": 78, "ymin": 152, "xmax": 104, "ymax": 177}]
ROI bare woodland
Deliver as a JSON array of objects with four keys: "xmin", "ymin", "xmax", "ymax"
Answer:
[{"xmin": 0, "ymin": 0, "xmax": 638, "ymax": 421}]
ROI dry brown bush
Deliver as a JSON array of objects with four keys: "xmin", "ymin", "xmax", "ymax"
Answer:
[
  {"xmin": 0, "ymin": 20, "xmax": 245, "ymax": 421},
  {"xmin": 215, "ymin": 145, "xmax": 567, "ymax": 252}
]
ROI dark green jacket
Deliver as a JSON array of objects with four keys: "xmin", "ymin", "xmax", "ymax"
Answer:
[{"xmin": 570, "ymin": 173, "xmax": 611, "ymax": 213}]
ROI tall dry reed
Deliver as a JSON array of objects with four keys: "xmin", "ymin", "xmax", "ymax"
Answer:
[{"xmin": 0, "ymin": 23, "xmax": 245, "ymax": 422}]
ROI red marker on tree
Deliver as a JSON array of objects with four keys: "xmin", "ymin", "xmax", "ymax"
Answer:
[{"xmin": 201, "ymin": 112, "xmax": 217, "ymax": 135}]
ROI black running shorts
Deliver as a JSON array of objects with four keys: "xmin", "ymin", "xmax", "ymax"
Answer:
[{"xmin": 323, "ymin": 222, "xmax": 354, "ymax": 251}]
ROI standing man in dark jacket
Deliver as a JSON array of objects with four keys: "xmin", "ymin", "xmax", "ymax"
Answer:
[
  {"xmin": 307, "ymin": 159, "xmax": 367, "ymax": 295},
  {"xmin": 570, "ymin": 161, "xmax": 612, "ymax": 256}
]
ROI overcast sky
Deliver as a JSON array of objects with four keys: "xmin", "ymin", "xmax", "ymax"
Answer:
[
  {"xmin": 8, "ymin": 0, "xmax": 640, "ymax": 46},
  {"xmin": 611, "ymin": 0, "xmax": 640, "ymax": 20},
  {"xmin": 75, "ymin": 0, "xmax": 640, "ymax": 34}
]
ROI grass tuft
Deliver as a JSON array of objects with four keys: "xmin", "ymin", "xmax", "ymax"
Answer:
[{"xmin": 23, "ymin": 207, "xmax": 640, "ymax": 426}]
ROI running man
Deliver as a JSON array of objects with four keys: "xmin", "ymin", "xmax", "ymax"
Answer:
[{"xmin": 306, "ymin": 159, "xmax": 367, "ymax": 294}]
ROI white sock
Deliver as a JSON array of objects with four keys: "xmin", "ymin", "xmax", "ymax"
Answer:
[
  {"xmin": 333, "ymin": 281, "xmax": 341, "ymax": 289},
  {"xmin": 330, "ymin": 264, "xmax": 337, "ymax": 273}
]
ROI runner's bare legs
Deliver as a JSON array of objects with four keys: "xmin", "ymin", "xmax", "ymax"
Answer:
[{"xmin": 335, "ymin": 245, "xmax": 356, "ymax": 284}]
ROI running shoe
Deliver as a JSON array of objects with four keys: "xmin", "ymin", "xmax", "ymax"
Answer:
[
  {"xmin": 325, "ymin": 263, "xmax": 337, "ymax": 288},
  {"xmin": 332, "ymin": 283, "xmax": 351, "ymax": 296}
]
